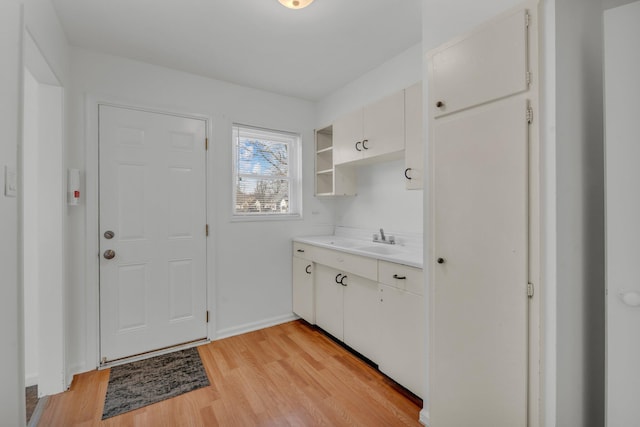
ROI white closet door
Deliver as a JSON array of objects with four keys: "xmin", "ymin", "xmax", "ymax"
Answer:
[{"xmin": 431, "ymin": 96, "xmax": 529, "ymax": 427}]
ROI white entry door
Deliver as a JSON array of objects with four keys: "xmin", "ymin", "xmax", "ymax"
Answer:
[{"xmin": 99, "ymin": 105, "xmax": 208, "ymax": 363}]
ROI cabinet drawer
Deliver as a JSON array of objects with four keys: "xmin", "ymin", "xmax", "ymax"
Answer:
[
  {"xmin": 378, "ymin": 261, "xmax": 423, "ymax": 295},
  {"xmin": 293, "ymin": 242, "xmax": 314, "ymax": 260},
  {"xmin": 313, "ymin": 246, "xmax": 377, "ymax": 282}
]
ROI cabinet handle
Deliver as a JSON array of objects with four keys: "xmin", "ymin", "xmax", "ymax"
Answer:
[
  {"xmin": 297, "ymin": 249, "xmax": 305, "ymax": 253},
  {"xmin": 335, "ymin": 273, "xmax": 343, "ymax": 284},
  {"xmin": 362, "ymin": 139, "xmax": 369, "ymax": 150},
  {"xmin": 393, "ymin": 274, "xmax": 407, "ymax": 280},
  {"xmin": 355, "ymin": 141, "xmax": 362, "ymax": 152},
  {"xmin": 340, "ymin": 275, "xmax": 348, "ymax": 286},
  {"xmin": 305, "ymin": 264, "xmax": 312, "ymax": 274},
  {"xmin": 436, "ymin": 100, "xmax": 445, "ymax": 108},
  {"xmin": 437, "ymin": 257, "xmax": 445, "ymax": 264},
  {"xmin": 404, "ymin": 168, "xmax": 412, "ymax": 180}
]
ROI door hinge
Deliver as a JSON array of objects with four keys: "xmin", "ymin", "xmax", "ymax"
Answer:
[
  {"xmin": 525, "ymin": 11, "xmax": 530, "ymax": 27},
  {"xmin": 206, "ymin": 310, "xmax": 210, "ymax": 323},
  {"xmin": 205, "ymin": 138, "xmax": 209, "ymax": 150},
  {"xmin": 206, "ymin": 224, "xmax": 209, "ymax": 236},
  {"xmin": 527, "ymin": 283, "xmax": 534, "ymax": 298},
  {"xmin": 526, "ymin": 105, "xmax": 534, "ymax": 124},
  {"xmin": 526, "ymin": 71, "xmax": 532, "ymax": 85}
]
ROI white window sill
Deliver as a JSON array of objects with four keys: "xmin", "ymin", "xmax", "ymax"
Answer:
[{"xmin": 230, "ymin": 213, "xmax": 303, "ymax": 223}]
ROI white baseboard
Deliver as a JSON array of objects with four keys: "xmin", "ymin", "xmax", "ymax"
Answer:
[
  {"xmin": 419, "ymin": 408, "xmax": 430, "ymax": 426},
  {"xmin": 65, "ymin": 362, "xmax": 86, "ymax": 389},
  {"xmin": 215, "ymin": 313, "xmax": 298, "ymax": 340}
]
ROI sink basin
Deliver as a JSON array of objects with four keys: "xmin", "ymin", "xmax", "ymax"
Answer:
[
  {"xmin": 325, "ymin": 239, "xmax": 363, "ymax": 248},
  {"xmin": 354, "ymin": 245, "xmax": 401, "ymax": 255}
]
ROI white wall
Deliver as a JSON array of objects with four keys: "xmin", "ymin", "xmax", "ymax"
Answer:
[
  {"xmin": 555, "ymin": 0, "xmax": 606, "ymax": 425},
  {"xmin": 316, "ymin": 43, "xmax": 424, "ymax": 235},
  {"xmin": 316, "ymin": 43, "xmax": 422, "ymax": 128},
  {"xmin": 66, "ymin": 48, "xmax": 335, "ymax": 375},
  {"xmin": 23, "ymin": 32, "xmax": 67, "ymax": 397},
  {"xmin": 603, "ymin": 0, "xmax": 638, "ymax": 8},
  {"xmin": 23, "ymin": 68, "xmax": 40, "ymax": 387},
  {"xmin": 604, "ymin": 2, "xmax": 640, "ymax": 425},
  {"xmin": 333, "ymin": 159, "xmax": 423, "ymax": 233},
  {"xmin": 36, "ymin": 82, "xmax": 65, "ymax": 395},
  {"xmin": 22, "ymin": 0, "xmax": 70, "ymax": 395},
  {"xmin": 24, "ymin": 0, "xmax": 70, "ymax": 87},
  {"xmin": 0, "ymin": 0, "xmax": 24, "ymax": 424}
]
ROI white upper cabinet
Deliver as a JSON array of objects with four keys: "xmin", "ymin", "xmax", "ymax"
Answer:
[
  {"xmin": 333, "ymin": 90, "xmax": 405, "ymax": 166},
  {"xmin": 404, "ymin": 82, "xmax": 423, "ymax": 190},
  {"xmin": 333, "ymin": 109, "xmax": 364, "ymax": 165},
  {"xmin": 429, "ymin": 9, "xmax": 529, "ymax": 118}
]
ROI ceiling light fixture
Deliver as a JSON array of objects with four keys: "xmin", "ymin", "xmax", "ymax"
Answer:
[{"xmin": 278, "ymin": 0, "xmax": 315, "ymax": 10}]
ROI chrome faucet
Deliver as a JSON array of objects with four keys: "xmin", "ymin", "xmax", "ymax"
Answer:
[{"xmin": 374, "ymin": 228, "xmax": 395, "ymax": 245}]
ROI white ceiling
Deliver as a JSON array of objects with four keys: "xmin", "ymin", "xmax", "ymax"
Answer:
[{"xmin": 51, "ymin": 0, "xmax": 422, "ymax": 101}]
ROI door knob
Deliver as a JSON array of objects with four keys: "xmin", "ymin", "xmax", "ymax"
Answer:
[
  {"xmin": 104, "ymin": 230, "xmax": 115, "ymax": 239},
  {"xmin": 437, "ymin": 257, "xmax": 445, "ymax": 264},
  {"xmin": 103, "ymin": 249, "xmax": 116, "ymax": 260}
]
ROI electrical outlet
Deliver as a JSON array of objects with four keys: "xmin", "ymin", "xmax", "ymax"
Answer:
[{"xmin": 4, "ymin": 165, "xmax": 17, "ymax": 198}]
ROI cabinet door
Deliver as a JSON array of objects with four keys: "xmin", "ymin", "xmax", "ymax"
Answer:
[
  {"xmin": 378, "ymin": 284, "xmax": 424, "ymax": 398},
  {"xmin": 292, "ymin": 257, "xmax": 314, "ymax": 324},
  {"xmin": 432, "ymin": 96, "xmax": 528, "ymax": 426},
  {"xmin": 314, "ymin": 264, "xmax": 344, "ymax": 340},
  {"xmin": 404, "ymin": 82, "xmax": 423, "ymax": 190},
  {"xmin": 333, "ymin": 109, "xmax": 364, "ymax": 165},
  {"xmin": 343, "ymin": 275, "xmax": 379, "ymax": 363},
  {"xmin": 429, "ymin": 9, "xmax": 529, "ymax": 118},
  {"xmin": 363, "ymin": 90, "xmax": 405, "ymax": 159}
]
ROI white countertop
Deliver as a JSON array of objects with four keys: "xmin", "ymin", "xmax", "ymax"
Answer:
[{"xmin": 293, "ymin": 234, "xmax": 423, "ymax": 269}]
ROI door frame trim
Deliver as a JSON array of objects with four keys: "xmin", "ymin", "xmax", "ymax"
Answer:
[{"xmin": 84, "ymin": 94, "xmax": 213, "ymax": 370}]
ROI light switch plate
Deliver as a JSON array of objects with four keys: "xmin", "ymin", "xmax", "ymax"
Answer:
[{"xmin": 4, "ymin": 165, "xmax": 17, "ymax": 197}]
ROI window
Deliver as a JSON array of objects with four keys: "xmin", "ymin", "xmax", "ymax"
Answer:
[{"xmin": 232, "ymin": 124, "xmax": 301, "ymax": 219}]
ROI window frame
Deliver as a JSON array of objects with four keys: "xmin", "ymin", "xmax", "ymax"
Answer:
[{"xmin": 231, "ymin": 123, "xmax": 302, "ymax": 221}]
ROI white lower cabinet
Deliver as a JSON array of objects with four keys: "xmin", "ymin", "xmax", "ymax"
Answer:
[
  {"xmin": 377, "ymin": 283, "xmax": 424, "ymax": 398},
  {"xmin": 295, "ymin": 242, "xmax": 424, "ymax": 397},
  {"xmin": 292, "ymin": 256, "xmax": 314, "ymax": 324},
  {"xmin": 342, "ymin": 273, "xmax": 379, "ymax": 363},
  {"xmin": 314, "ymin": 263, "xmax": 379, "ymax": 363},
  {"xmin": 315, "ymin": 264, "xmax": 344, "ymax": 340}
]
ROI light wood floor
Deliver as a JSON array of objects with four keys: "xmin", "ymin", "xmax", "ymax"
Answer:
[{"xmin": 38, "ymin": 320, "xmax": 423, "ymax": 426}]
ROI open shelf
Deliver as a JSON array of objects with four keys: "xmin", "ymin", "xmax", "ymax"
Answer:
[{"xmin": 315, "ymin": 125, "xmax": 356, "ymax": 196}]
